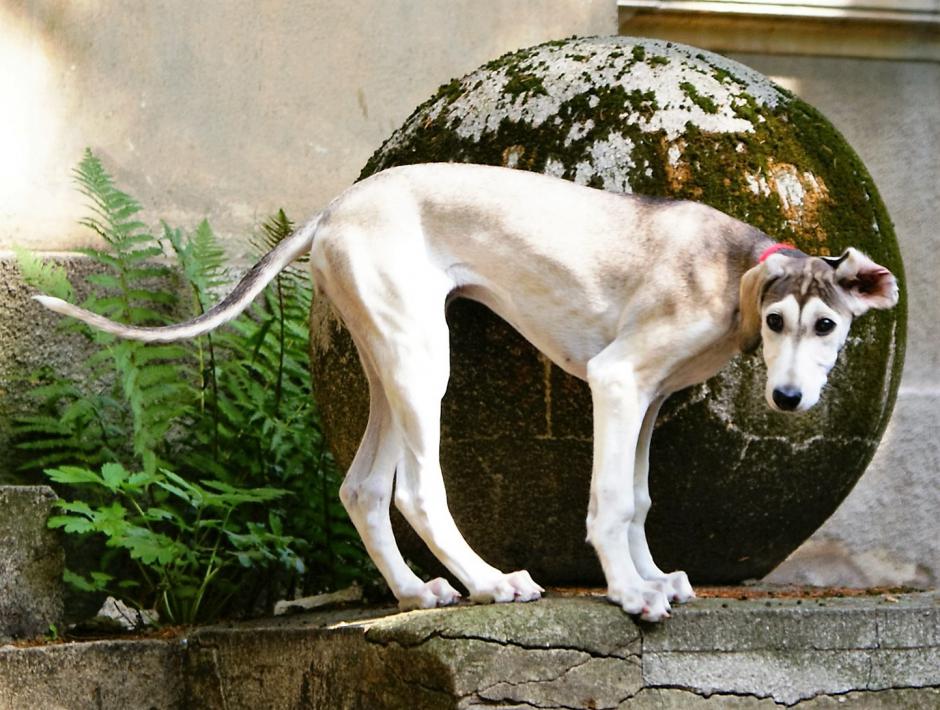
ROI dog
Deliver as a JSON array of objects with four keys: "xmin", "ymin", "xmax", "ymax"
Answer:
[{"xmin": 36, "ymin": 163, "xmax": 899, "ymax": 621}]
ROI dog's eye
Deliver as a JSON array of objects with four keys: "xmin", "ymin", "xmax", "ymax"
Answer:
[
  {"xmin": 766, "ymin": 313, "xmax": 784, "ymax": 333},
  {"xmin": 815, "ymin": 318, "xmax": 836, "ymax": 335}
]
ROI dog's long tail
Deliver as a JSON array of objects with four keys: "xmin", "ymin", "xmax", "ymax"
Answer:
[{"xmin": 34, "ymin": 214, "xmax": 321, "ymax": 343}]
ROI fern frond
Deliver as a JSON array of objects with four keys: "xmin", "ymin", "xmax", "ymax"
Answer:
[{"xmin": 14, "ymin": 246, "xmax": 75, "ymax": 301}]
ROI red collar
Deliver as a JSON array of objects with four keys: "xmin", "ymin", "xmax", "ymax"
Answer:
[{"xmin": 759, "ymin": 243, "xmax": 797, "ymax": 263}]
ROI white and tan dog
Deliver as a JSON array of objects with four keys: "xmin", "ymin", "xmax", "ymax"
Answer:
[{"xmin": 36, "ymin": 163, "xmax": 899, "ymax": 621}]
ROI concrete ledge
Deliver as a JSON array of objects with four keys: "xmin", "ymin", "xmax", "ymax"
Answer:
[
  {"xmin": 0, "ymin": 640, "xmax": 182, "ymax": 710},
  {"xmin": 0, "ymin": 486, "xmax": 63, "ymax": 640},
  {"xmin": 1, "ymin": 592, "xmax": 937, "ymax": 709},
  {"xmin": 643, "ymin": 594, "xmax": 940, "ymax": 705}
]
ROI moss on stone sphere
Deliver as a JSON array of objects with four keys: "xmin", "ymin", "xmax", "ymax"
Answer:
[{"xmin": 310, "ymin": 37, "xmax": 906, "ymax": 585}]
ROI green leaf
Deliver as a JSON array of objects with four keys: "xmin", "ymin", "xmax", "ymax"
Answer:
[
  {"xmin": 54, "ymin": 500, "xmax": 95, "ymax": 517},
  {"xmin": 48, "ymin": 515, "xmax": 96, "ymax": 534},
  {"xmin": 44, "ymin": 466, "xmax": 103, "ymax": 486},
  {"xmin": 101, "ymin": 462, "xmax": 129, "ymax": 491},
  {"xmin": 127, "ymin": 471, "xmax": 159, "ymax": 490},
  {"xmin": 63, "ymin": 568, "xmax": 108, "ymax": 592},
  {"xmin": 116, "ymin": 526, "xmax": 182, "ymax": 566},
  {"xmin": 13, "ymin": 246, "xmax": 75, "ymax": 301}
]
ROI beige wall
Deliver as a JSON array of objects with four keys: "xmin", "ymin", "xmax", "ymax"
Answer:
[{"xmin": 0, "ymin": 0, "xmax": 616, "ymax": 257}]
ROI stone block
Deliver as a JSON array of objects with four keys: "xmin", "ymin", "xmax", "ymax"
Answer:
[
  {"xmin": 187, "ymin": 597, "xmax": 643, "ymax": 710},
  {"xmin": 0, "ymin": 486, "xmax": 63, "ymax": 639},
  {"xmin": 0, "ymin": 593, "xmax": 938, "ymax": 708},
  {"xmin": 0, "ymin": 640, "xmax": 182, "ymax": 709},
  {"xmin": 642, "ymin": 593, "xmax": 940, "ymax": 705}
]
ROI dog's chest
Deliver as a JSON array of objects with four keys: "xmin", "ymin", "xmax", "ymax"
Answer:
[{"xmin": 659, "ymin": 334, "xmax": 741, "ymax": 394}]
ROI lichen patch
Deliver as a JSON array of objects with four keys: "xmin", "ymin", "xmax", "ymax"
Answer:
[
  {"xmin": 573, "ymin": 133, "xmax": 636, "ymax": 193},
  {"xmin": 376, "ymin": 36, "xmax": 790, "ymax": 175},
  {"xmin": 763, "ymin": 162, "xmax": 832, "ymax": 241}
]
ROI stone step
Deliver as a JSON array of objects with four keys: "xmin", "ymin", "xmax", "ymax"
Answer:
[
  {"xmin": 0, "ymin": 486, "xmax": 64, "ymax": 640},
  {"xmin": 1, "ymin": 591, "xmax": 937, "ymax": 709}
]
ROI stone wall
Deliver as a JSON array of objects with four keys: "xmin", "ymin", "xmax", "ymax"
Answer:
[{"xmin": 2, "ymin": 594, "xmax": 938, "ymax": 708}]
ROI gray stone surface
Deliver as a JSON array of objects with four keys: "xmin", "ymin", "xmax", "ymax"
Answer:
[
  {"xmin": 623, "ymin": 687, "xmax": 940, "ymax": 709},
  {"xmin": 643, "ymin": 594, "xmax": 940, "ymax": 705},
  {"xmin": 0, "ymin": 486, "xmax": 63, "ymax": 639},
  {"xmin": 1, "ymin": 592, "xmax": 937, "ymax": 708},
  {"xmin": 311, "ymin": 36, "xmax": 905, "ymax": 587},
  {"xmin": 0, "ymin": 255, "xmax": 123, "ymax": 483},
  {"xmin": 0, "ymin": 639, "xmax": 182, "ymax": 710}
]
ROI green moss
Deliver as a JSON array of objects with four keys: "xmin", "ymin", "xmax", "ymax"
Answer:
[
  {"xmin": 436, "ymin": 78, "xmax": 464, "ymax": 105},
  {"xmin": 503, "ymin": 72, "xmax": 548, "ymax": 98},
  {"xmin": 679, "ymin": 81, "xmax": 719, "ymax": 114},
  {"xmin": 712, "ymin": 66, "xmax": 735, "ymax": 84},
  {"xmin": 647, "ymin": 55, "xmax": 670, "ymax": 67},
  {"xmin": 631, "ymin": 45, "xmax": 646, "ymax": 62}
]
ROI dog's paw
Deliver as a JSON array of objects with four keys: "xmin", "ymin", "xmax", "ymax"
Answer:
[
  {"xmin": 608, "ymin": 581, "xmax": 671, "ymax": 622},
  {"xmin": 469, "ymin": 570, "xmax": 544, "ymax": 604},
  {"xmin": 660, "ymin": 570, "xmax": 695, "ymax": 604},
  {"xmin": 397, "ymin": 577, "xmax": 462, "ymax": 611}
]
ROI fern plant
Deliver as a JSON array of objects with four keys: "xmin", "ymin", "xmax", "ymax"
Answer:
[
  {"xmin": 46, "ymin": 462, "xmax": 301, "ymax": 625},
  {"xmin": 17, "ymin": 152, "xmax": 194, "ymax": 475},
  {"xmin": 14, "ymin": 150, "xmax": 373, "ymax": 622}
]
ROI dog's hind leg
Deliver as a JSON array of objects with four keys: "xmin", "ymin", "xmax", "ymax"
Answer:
[
  {"xmin": 339, "ymin": 339, "xmax": 461, "ymax": 610},
  {"xmin": 365, "ymin": 287, "xmax": 542, "ymax": 604},
  {"xmin": 628, "ymin": 397, "xmax": 695, "ymax": 604}
]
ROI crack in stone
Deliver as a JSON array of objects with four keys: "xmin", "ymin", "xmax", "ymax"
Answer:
[
  {"xmin": 366, "ymin": 627, "xmax": 640, "ymax": 662},
  {"xmin": 634, "ymin": 683, "xmax": 940, "ymax": 709},
  {"xmin": 645, "ymin": 675, "xmax": 940, "ymax": 707},
  {"xmin": 643, "ymin": 682, "xmax": 790, "ymax": 706},
  {"xmin": 185, "ymin": 641, "xmax": 229, "ymax": 710},
  {"xmin": 472, "ymin": 655, "xmax": 595, "ymax": 708}
]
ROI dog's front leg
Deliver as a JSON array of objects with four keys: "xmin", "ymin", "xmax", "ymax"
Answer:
[
  {"xmin": 629, "ymin": 397, "xmax": 695, "ymax": 604},
  {"xmin": 586, "ymin": 345, "xmax": 671, "ymax": 621}
]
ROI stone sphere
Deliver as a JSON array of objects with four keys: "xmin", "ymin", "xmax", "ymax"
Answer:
[{"xmin": 310, "ymin": 37, "xmax": 906, "ymax": 585}]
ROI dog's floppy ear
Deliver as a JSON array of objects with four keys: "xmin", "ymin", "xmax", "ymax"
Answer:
[
  {"xmin": 738, "ymin": 253, "xmax": 788, "ymax": 353},
  {"xmin": 825, "ymin": 248, "xmax": 899, "ymax": 315},
  {"xmin": 738, "ymin": 262, "xmax": 768, "ymax": 353}
]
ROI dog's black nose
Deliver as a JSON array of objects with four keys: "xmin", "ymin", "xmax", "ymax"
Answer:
[{"xmin": 773, "ymin": 388, "xmax": 803, "ymax": 411}]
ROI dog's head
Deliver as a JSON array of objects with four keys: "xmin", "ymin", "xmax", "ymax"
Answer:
[{"xmin": 738, "ymin": 246, "xmax": 899, "ymax": 413}]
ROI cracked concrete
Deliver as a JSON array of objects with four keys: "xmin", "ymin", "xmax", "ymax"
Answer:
[{"xmin": 1, "ymin": 592, "xmax": 938, "ymax": 708}]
